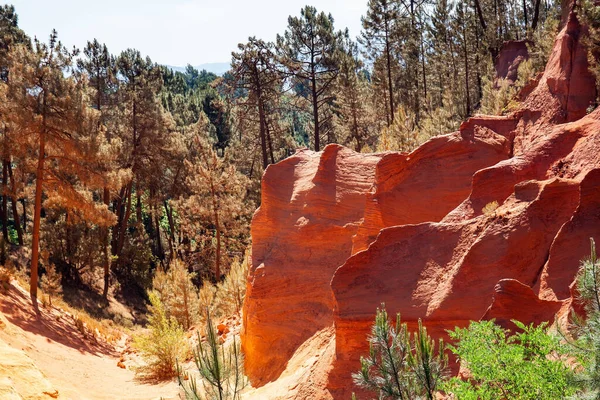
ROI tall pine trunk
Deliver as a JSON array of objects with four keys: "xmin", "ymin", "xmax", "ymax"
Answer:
[
  {"xmin": 209, "ymin": 180, "xmax": 221, "ymax": 281},
  {"xmin": 8, "ymin": 161, "xmax": 23, "ymax": 245},
  {"xmin": 102, "ymin": 187, "xmax": 110, "ymax": 298},
  {"xmin": 31, "ymin": 116, "xmax": 46, "ymax": 302},
  {"xmin": 1, "ymin": 160, "xmax": 9, "ymax": 243},
  {"xmin": 311, "ymin": 65, "xmax": 320, "ymax": 151},
  {"xmin": 385, "ymin": 18, "xmax": 395, "ymax": 124}
]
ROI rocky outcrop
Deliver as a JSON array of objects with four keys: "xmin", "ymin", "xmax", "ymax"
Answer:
[
  {"xmin": 242, "ymin": 145, "xmax": 382, "ymax": 385},
  {"xmin": 242, "ymin": 5, "xmax": 600, "ymax": 399}
]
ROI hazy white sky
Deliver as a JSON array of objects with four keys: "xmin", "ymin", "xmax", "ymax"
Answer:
[{"xmin": 9, "ymin": 0, "xmax": 366, "ymax": 66}]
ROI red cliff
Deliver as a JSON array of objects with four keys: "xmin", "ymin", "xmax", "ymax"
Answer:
[{"xmin": 242, "ymin": 5, "xmax": 600, "ymax": 399}]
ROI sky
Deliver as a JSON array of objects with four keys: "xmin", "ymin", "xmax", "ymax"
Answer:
[{"xmin": 9, "ymin": 0, "xmax": 366, "ymax": 67}]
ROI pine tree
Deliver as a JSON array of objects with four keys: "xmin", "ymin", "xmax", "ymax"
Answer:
[
  {"xmin": 112, "ymin": 49, "xmax": 171, "ymax": 278},
  {"xmin": 77, "ymin": 39, "xmax": 119, "ymax": 298},
  {"xmin": 360, "ymin": 0, "xmax": 402, "ymax": 125},
  {"xmin": 178, "ymin": 311, "xmax": 246, "ymax": 400},
  {"xmin": 334, "ymin": 39, "xmax": 377, "ymax": 151},
  {"xmin": 5, "ymin": 30, "xmax": 114, "ymax": 303},
  {"xmin": 0, "ymin": 5, "xmax": 29, "ymax": 247},
  {"xmin": 176, "ymin": 116, "xmax": 251, "ymax": 281},
  {"xmin": 230, "ymin": 37, "xmax": 283, "ymax": 169},
  {"xmin": 353, "ymin": 305, "xmax": 447, "ymax": 399},
  {"xmin": 277, "ymin": 6, "xmax": 345, "ymax": 151}
]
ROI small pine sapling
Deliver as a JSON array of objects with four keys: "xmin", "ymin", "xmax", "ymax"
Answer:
[
  {"xmin": 569, "ymin": 238, "xmax": 600, "ymax": 397},
  {"xmin": 352, "ymin": 304, "xmax": 447, "ymax": 399},
  {"xmin": 178, "ymin": 311, "xmax": 246, "ymax": 400}
]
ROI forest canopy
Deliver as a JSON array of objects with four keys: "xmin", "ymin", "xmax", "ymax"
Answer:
[{"xmin": 0, "ymin": 0, "xmax": 562, "ymax": 304}]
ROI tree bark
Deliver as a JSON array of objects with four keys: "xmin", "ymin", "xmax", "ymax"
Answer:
[
  {"xmin": 531, "ymin": 0, "xmax": 543, "ymax": 31},
  {"xmin": 474, "ymin": 0, "xmax": 487, "ymax": 31},
  {"xmin": 385, "ymin": 17, "xmax": 395, "ymax": 124},
  {"xmin": 115, "ymin": 182, "xmax": 133, "ymax": 265},
  {"xmin": 102, "ymin": 187, "xmax": 110, "ymax": 298},
  {"xmin": 164, "ymin": 200, "xmax": 176, "ymax": 259},
  {"xmin": 153, "ymin": 202, "xmax": 164, "ymax": 263},
  {"xmin": 311, "ymin": 66, "xmax": 320, "ymax": 151},
  {"xmin": 463, "ymin": 17, "xmax": 471, "ymax": 117},
  {"xmin": 209, "ymin": 180, "xmax": 221, "ymax": 281},
  {"xmin": 31, "ymin": 114, "xmax": 46, "ymax": 302},
  {"xmin": 7, "ymin": 162, "xmax": 23, "ymax": 246},
  {"xmin": 1, "ymin": 160, "xmax": 9, "ymax": 243},
  {"xmin": 21, "ymin": 198, "xmax": 26, "ymax": 233}
]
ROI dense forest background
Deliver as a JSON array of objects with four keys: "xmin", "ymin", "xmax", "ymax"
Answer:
[{"xmin": 0, "ymin": 0, "xmax": 566, "ymax": 305}]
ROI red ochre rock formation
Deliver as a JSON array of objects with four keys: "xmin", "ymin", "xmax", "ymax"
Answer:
[
  {"xmin": 242, "ymin": 145, "xmax": 383, "ymax": 385},
  {"xmin": 242, "ymin": 6, "xmax": 600, "ymax": 399}
]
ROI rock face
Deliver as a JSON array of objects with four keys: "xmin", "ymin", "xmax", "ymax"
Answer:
[
  {"xmin": 242, "ymin": 6, "xmax": 600, "ymax": 399},
  {"xmin": 242, "ymin": 145, "xmax": 383, "ymax": 385}
]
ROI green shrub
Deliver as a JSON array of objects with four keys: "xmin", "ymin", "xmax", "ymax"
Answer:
[
  {"xmin": 353, "ymin": 305, "xmax": 447, "ymax": 399},
  {"xmin": 442, "ymin": 320, "xmax": 575, "ymax": 400},
  {"xmin": 134, "ymin": 291, "xmax": 189, "ymax": 379}
]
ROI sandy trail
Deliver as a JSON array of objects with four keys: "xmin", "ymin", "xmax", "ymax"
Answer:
[{"xmin": 0, "ymin": 282, "xmax": 179, "ymax": 400}]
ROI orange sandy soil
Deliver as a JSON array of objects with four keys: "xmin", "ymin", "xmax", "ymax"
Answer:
[
  {"xmin": 0, "ymin": 281, "xmax": 179, "ymax": 400},
  {"xmin": 243, "ymin": 326, "xmax": 336, "ymax": 400}
]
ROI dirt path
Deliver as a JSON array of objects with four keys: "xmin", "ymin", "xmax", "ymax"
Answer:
[{"xmin": 0, "ymin": 282, "xmax": 179, "ymax": 400}]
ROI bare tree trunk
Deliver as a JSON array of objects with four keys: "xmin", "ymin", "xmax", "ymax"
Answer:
[
  {"xmin": 31, "ymin": 122, "xmax": 46, "ymax": 303},
  {"xmin": 209, "ymin": 180, "xmax": 221, "ymax": 281},
  {"xmin": 102, "ymin": 187, "xmax": 110, "ymax": 298},
  {"xmin": 153, "ymin": 202, "xmax": 164, "ymax": 263},
  {"xmin": 115, "ymin": 182, "xmax": 133, "ymax": 265},
  {"xmin": 531, "ymin": 0, "xmax": 543, "ymax": 30},
  {"xmin": 21, "ymin": 198, "xmax": 26, "ymax": 233},
  {"xmin": 385, "ymin": 18, "xmax": 395, "ymax": 124},
  {"xmin": 311, "ymin": 66, "xmax": 320, "ymax": 151},
  {"xmin": 8, "ymin": 162, "xmax": 23, "ymax": 246},
  {"xmin": 164, "ymin": 201, "xmax": 176, "ymax": 259},
  {"xmin": 1, "ymin": 160, "xmax": 9, "ymax": 243},
  {"xmin": 474, "ymin": 0, "xmax": 487, "ymax": 30},
  {"xmin": 136, "ymin": 189, "xmax": 142, "ymax": 226},
  {"xmin": 463, "ymin": 19, "xmax": 471, "ymax": 117}
]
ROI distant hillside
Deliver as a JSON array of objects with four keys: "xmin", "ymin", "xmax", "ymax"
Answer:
[{"xmin": 166, "ymin": 62, "xmax": 230, "ymax": 76}]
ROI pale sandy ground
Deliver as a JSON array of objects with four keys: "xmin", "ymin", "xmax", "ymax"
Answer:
[
  {"xmin": 0, "ymin": 279, "xmax": 333, "ymax": 400},
  {"xmin": 0, "ymin": 281, "xmax": 179, "ymax": 400}
]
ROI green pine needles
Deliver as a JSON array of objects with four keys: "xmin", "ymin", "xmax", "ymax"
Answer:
[
  {"xmin": 569, "ymin": 238, "xmax": 600, "ymax": 398},
  {"xmin": 178, "ymin": 311, "xmax": 246, "ymax": 400},
  {"xmin": 352, "ymin": 305, "xmax": 447, "ymax": 399}
]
